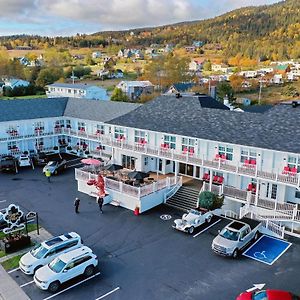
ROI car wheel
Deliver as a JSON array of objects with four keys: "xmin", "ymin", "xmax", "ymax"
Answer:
[
  {"xmin": 232, "ymin": 249, "xmax": 238, "ymax": 258},
  {"xmin": 48, "ymin": 281, "xmax": 60, "ymax": 293},
  {"xmin": 188, "ymin": 226, "xmax": 194, "ymax": 234},
  {"xmin": 84, "ymin": 265, "xmax": 95, "ymax": 277}
]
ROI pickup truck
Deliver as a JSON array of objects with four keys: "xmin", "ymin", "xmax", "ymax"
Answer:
[
  {"xmin": 173, "ymin": 209, "xmax": 213, "ymax": 234},
  {"xmin": 212, "ymin": 217, "xmax": 261, "ymax": 258},
  {"xmin": 0, "ymin": 155, "xmax": 18, "ymax": 173}
]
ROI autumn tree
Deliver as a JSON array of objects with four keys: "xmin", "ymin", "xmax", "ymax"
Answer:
[
  {"xmin": 35, "ymin": 67, "xmax": 64, "ymax": 87},
  {"xmin": 111, "ymin": 88, "xmax": 129, "ymax": 102}
]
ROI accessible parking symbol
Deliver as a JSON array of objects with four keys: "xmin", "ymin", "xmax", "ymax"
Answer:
[{"xmin": 243, "ymin": 235, "xmax": 292, "ymax": 265}]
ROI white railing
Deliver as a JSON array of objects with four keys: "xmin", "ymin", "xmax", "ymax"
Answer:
[
  {"xmin": 3, "ymin": 126, "xmax": 300, "ymax": 187},
  {"xmin": 224, "ymin": 210, "xmax": 238, "ymax": 219},
  {"xmin": 259, "ymin": 217, "xmax": 285, "ymax": 239},
  {"xmin": 223, "ymin": 186, "xmax": 248, "ymax": 201},
  {"xmin": 75, "ymin": 168, "xmax": 179, "ymax": 200},
  {"xmin": 164, "ymin": 176, "xmax": 183, "ymax": 202}
]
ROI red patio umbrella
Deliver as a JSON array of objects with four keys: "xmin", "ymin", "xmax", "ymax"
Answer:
[{"xmin": 81, "ymin": 158, "xmax": 102, "ymax": 166}]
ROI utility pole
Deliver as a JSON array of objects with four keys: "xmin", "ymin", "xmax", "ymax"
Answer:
[{"xmin": 258, "ymin": 80, "xmax": 262, "ymax": 105}]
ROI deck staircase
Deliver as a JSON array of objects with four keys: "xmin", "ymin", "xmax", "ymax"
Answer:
[{"xmin": 165, "ymin": 186, "xmax": 199, "ymax": 211}]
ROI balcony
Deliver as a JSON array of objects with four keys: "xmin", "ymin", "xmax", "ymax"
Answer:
[{"xmin": 75, "ymin": 168, "xmax": 181, "ymax": 213}]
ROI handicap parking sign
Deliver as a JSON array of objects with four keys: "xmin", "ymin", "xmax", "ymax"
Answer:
[{"xmin": 243, "ymin": 235, "xmax": 292, "ymax": 265}]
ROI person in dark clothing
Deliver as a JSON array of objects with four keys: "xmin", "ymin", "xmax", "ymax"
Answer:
[
  {"xmin": 96, "ymin": 197, "xmax": 104, "ymax": 214},
  {"xmin": 74, "ymin": 197, "xmax": 80, "ymax": 213}
]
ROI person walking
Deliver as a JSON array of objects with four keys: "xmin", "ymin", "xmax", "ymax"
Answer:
[
  {"xmin": 45, "ymin": 169, "xmax": 51, "ymax": 183},
  {"xmin": 74, "ymin": 197, "xmax": 80, "ymax": 213},
  {"xmin": 96, "ymin": 197, "xmax": 104, "ymax": 214}
]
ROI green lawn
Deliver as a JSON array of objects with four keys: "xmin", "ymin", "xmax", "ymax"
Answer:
[
  {"xmin": 0, "ymin": 94, "xmax": 47, "ymax": 100},
  {"xmin": 1, "ymin": 254, "xmax": 23, "ymax": 271},
  {"xmin": 0, "ymin": 250, "xmax": 5, "ymax": 258}
]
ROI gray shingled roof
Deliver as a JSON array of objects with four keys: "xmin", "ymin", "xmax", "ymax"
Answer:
[
  {"xmin": 110, "ymin": 95, "xmax": 300, "ymax": 154},
  {"xmin": 63, "ymin": 98, "xmax": 140, "ymax": 122},
  {"xmin": 0, "ymin": 98, "xmax": 68, "ymax": 122}
]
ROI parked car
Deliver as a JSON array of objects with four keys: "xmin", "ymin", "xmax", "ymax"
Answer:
[
  {"xmin": 212, "ymin": 217, "xmax": 261, "ymax": 258},
  {"xmin": 43, "ymin": 159, "xmax": 67, "ymax": 175},
  {"xmin": 0, "ymin": 155, "xmax": 18, "ymax": 173},
  {"xmin": 172, "ymin": 209, "xmax": 213, "ymax": 234},
  {"xmin": 32, "ymin": 152, "xmax": 50, "ymax": 166},
  {"xmin": 18, "ymin": 154, "xmax": 34, "ymax": 169},
  {"xmin": 237, "ymin": 289, "xmax": 300, "ymax": 300},
  {"xmin": 19, "ymin": 232, "xmax": 82, "ymax": 275},
  {"xmin": 34, "ymin": 246, "xmax": 98, "ymax": 293}
]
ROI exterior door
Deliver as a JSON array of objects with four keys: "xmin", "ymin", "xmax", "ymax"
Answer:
[{"xmin": 266, "ymin": 183, "xmax": 277, "ymax": 200}]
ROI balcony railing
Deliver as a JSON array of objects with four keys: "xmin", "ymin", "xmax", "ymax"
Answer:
[
  {"xmin": 2, "ymin": 127, "xmax": 300, "ymax": 187},
  {"xmin": 75, "ymin": 168, "xmax": 180, "ymax": 200}
]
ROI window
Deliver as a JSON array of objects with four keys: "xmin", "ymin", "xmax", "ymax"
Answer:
[
  {"xmin": 78, "ymin": 122, "xmax": 86, "ymax": 131},
  {"xmin": 54, "ymin": 119, "xmax": 64, "ymax": 128},
  {"xmin": 295, "ymin": 191, "xmax": 300, "ymax": 199},
  {"xmin": 122, "ymin": 155, "xmax": 136, "ymax": 170},
  {"xmin": 144, "ymin": 157, "xmax": 148, "ymax": 166},
  {"xmin": 96, "ymin": 124, "xmax": 105, "ymax": 135},
  {"xmin": 163, "ymin": 135, "xmax": 176, "ymax": 149},
  {"xmin": 73, "ymin": 256, "xmax": 92, "ymax": 267},
  {"xmin": 115, "ymin": 127, "xmax": 125, "ymax": 140},
  {"xmin": 8, "ymin": 141, "xmax": 17, "ymax": 151},
  {"xmin": 68, "ymin": 89, "xmax": 72, "ymax": 94},
  {"xmin": 134, "ymin": 130, "xmax": 146, "ymax": 143},
  {"xmin": 218, "ymin": 145, "xmax": 233, "ymax": 161},
  {"xmin": 34, "ymin": 121, "xmax": 44, "ymax": 131},
  {"xmin": 287, "ymin": 156, "xmax": 300, "ymax": 172},
  {"xmin": 241, "ymin": 149, "xmax": 257, "ymax": 164},
  {"xmin": 181, "ymin": 137, "xmax": 195, "ymax": 154},
  {"xmin": 66, "ymin": 119, "xmax": 71, "ymax": 128}
]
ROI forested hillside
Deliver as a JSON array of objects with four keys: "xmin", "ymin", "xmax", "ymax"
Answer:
[{"xmin": 1, "ymin": 0, "xmax": 300, "ymax": 60}]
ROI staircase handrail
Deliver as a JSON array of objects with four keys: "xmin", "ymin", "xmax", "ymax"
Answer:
[{"xmin": 164, "ymin": 176, "xmax": 183, "ymax": 203}]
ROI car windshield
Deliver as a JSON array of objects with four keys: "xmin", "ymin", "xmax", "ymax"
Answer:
[
  {"xmin": 30, "ymin": 244, "xmax": 48, "ymax": 259},
  {"xmin": 220, "ymin": 228, "xmax": 240, "ymax": 241},
  {"xmin": 253, "ymin": 291, "xmax": 267, "ymax": 300},
  {"xmin": 48, "ymin": 161, "xmax": 57, "ymax": 166},
  {"xmin": 48, "ymin": 258, "xmax": 66, "ymax": 273},
  {"xmin": 189, "ymin": 209, "xmax": 200, "ymax": 215}
]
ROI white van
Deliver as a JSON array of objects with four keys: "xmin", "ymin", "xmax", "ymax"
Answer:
[{"xmin": 19, "ymin": 232, "xmax": 82, "ymax": 275}]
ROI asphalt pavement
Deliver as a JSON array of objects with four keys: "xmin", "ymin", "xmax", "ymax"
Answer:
[{"xmin": 0, "ymin": 167, "xmax": 300, "ymax": 300}]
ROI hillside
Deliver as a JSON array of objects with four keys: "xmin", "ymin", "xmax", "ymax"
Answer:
[{"xmin": 1, "ymin": 0, "xmax": 300, "ymax": 60}]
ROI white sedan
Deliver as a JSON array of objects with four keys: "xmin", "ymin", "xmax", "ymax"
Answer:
[{"xmin": 173, "ymin": 209, "xmax": 213, "ymax": 234}]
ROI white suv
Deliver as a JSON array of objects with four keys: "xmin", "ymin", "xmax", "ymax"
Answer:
[
  {"xmin": 34, "ymin": 246, "xmax": 98, "ymax": 293},
  {"xmin": 18, "ymin": 155, "xmax": 33, "ymax": 168},
  {"xmin": 19, "ymin": 232, "xmax": 82, "ymax": 275}
]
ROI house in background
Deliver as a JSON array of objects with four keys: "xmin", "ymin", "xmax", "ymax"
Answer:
[
  {"xmin": 3, "ymin": 78, "xmax": 30, "ymax": 89},
  {"xmin": 189, "ymin": 58, "xmax": 206, "ymax": 72},
  {"xmin": 46, "ymin": 83, "xmax": 109, "ymax": 101},
  {"xmin": 116, "ymin": 80, "xmax": 154, "ymax": 100},
  {"xmin": 92, "ymin": 51, "xmax": 102, "ymax": 59},
  {"xmin": 211, "ymin": 64, "xmax": 232, "ymax": 74},
  {"xmin": 166, "ymin": 83, "xmax": 196, "ymax": 94}
]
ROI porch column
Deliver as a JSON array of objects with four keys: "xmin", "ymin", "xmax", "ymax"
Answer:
[
  {"xmin": 255, "ymin": 179, "xmax": 259, "ymax": 206},
  {"xmin": 209, "ymin": 170, "xmax": 213, "ymax": 191},
  {"xmin": 174, "ymin": 161, "xmax": 179, "ymax": 176}
]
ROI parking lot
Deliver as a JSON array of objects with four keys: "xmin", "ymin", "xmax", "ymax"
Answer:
[{"xmin": 1, "ymin": 166, "xmax": 300, "ymax": 300}]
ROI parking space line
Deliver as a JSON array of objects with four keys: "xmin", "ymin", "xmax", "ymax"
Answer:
[
  {"xmin": 42, "ymin": 272, "xmax": 101, "ymax": 300},
  {"xmin": 8, "ymin": 267, "xmax": 19, "ymax": 273},
  {"xmin": 20, "ymin": 280, "xmax": 35, "ymax": 288},
  {"xmin": 95, "ymin": 287, "xmax": 120, "ymax": 300},
  {"xmin": 0, "ymin": 200, "xmax": 7, "ymax": 203},
  {"xmin": 193, "ymin": 219, "xmax": 222, "ymax": 238}
]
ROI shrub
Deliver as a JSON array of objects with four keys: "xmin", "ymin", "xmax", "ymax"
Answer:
[{"xmin": 198, "ymin": 191, "xmax": 224, "ymax": 210}]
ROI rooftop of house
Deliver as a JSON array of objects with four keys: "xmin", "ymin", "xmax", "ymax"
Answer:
[
  {"xmin": 0, "ymin": 97, "xmax": 140, "ymax": 123},
  {"xmin": 47, "ymin": 83, "xmax": 106, "ymax": 90},
  {"xmin": 110, "ymin": 94, "xmax": 300, "ymax": 154},
  {"xmin": 63, "ymin": 98, "xmax": 141, "ymax": 122},
  {"xmin": 117, "ymin": 81, "xmax": 153, "ymax": 87},
  {"xmin": 0, "ymin": 98, "xmax": 68, "ymax": 122},
  {"xmin": 169, "ymin": 83, "xmax": 196, "ymax": 93}
]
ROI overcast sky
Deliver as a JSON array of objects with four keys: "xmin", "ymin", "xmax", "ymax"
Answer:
[{"xmin": 0, "ymin": 0, "xmax": 281, "ymax": 36}]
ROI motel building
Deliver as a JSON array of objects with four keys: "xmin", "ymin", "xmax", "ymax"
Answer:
[{"xmin": 1, "ymin": 95, "xmax": 300, "ymax": 239}]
